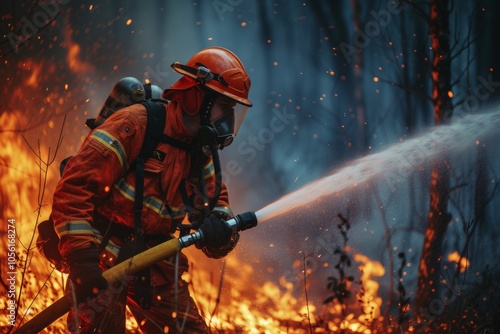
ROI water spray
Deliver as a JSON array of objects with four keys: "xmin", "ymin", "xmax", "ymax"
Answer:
[
  {"xmin": 255, "ymin": 109, "xmax": 500, "ymax": 223},
  {"xmin": 16, "ymin": 212, "xmax": 259, "ymax": 334}
]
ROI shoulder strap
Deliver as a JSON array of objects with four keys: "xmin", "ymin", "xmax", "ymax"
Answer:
[
  {"xmin": 138, "ymin": 101, "xmax": 167, "ymax": 161},
  {"xmin": 134, "ymin": 100, "xmax": 166, "ymax": 235},
  {"xmin": 132, "ymin": 100, "xmax": 166, "ymax": 310},
  {"xmin": 138, "ymin": 101, "xmax": 193, "ymax": 155},
  {"xmin": 134, "ymin": 100, "xmax": 166, "ymax": 227},
  {"xmin": 134, "ymin": 101, "xmax": 166, "ymax": 234}
]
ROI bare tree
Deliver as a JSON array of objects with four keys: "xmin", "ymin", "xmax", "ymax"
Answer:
[{"xmin": 414, "ymin": 0, "xmax": 453, "ymax": 319}]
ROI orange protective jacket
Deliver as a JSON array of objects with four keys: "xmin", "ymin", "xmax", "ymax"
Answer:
[{"xmin": 52, "ymin": 102, "xmax": 233, "ymax": 260}]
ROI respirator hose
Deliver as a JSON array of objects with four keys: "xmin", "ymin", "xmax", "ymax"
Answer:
[{"xmin": 209, "ymin": 142, "xmax": 222, "ymax": 211}]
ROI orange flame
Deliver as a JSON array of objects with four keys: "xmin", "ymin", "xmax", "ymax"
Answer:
[
  {"xmin": 179, "ymin": 249, "xmax": 386, "ymax": 333},
  {"xmin": 447, "ymin": 251, "xmax": 469, "ymax": 273},
  {"xmin": 63, "ymin": 15, "xmax": 94, "ymax": 75}
]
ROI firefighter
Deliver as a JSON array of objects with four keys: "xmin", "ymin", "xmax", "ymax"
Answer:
[{"xmin": 51, "ymin": 46, "xmax": 252, "ymax": 333}]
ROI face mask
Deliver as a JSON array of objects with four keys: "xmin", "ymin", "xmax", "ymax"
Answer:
[
  {"xmin": 211, "ymin": 110, "xmax": 235, "ymax": 148},
  {"xmin": 197, "ymin": 94, "xmax": 248, "ymax": 154}
]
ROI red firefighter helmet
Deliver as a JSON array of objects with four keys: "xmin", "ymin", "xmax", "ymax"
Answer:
[
  {"xmin": 163, "ymin": 47, "xmax": 252, "ymax": 143},
  {"xmin": 163, "ymin": 47, "xmax": 252, "ymax": 107}
]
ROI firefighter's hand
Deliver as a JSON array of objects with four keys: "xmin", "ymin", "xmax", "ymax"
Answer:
[
  {"xmin": 199, "ymin": 214, "xmax": 233, "ymax": 248},
  {"xmin": 67, "ymin": 248, "xmax": 107, "ymax": 304}
]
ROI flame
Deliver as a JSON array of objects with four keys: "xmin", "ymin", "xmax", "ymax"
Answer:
[
  {"xmin": 354, "ymin": 254, "xmax": 385, "ymax": 321},
  {"xmin": 63, "ymin": 16, "xmax": 95, "ymax": 74},
  {"xmin": 0, "ymin": 110, "xmax": 64, "ymax": 332},
  {"xmin": 179, "ymin": 249, "xmax": 386, "ymax": 333},
  {"xmin": 26, "ymin": 63, "xmax": 41, "ymax": 87},
  {"xmin": 184, "ymin": 255, "xmax": 313, "ymax": 333},
  {"xmin": 447, "ymin": 251, "xmax": 469, "ymax": 273}
]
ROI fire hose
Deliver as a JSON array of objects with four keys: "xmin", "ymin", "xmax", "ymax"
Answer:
[{"xmin": 16, "ymin": 211, "xmax": 258, "ymax": 334}]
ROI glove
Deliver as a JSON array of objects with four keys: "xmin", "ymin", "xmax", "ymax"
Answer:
[
  {"xmin": 67, "ymin": 247, "xmax": 107, "ymax": 304},
  {"xmin": 199, "ymin": 214, "xmax": 233, "ymax": 248}
]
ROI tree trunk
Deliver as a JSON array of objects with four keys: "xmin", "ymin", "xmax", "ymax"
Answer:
[{"xmin": 414, "ymin": 0, "xmax": 453, "ymax": 325}]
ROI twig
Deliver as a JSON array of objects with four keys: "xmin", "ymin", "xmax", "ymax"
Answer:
[
  {"xmin": 17, "ymin": 267, "xmax": 57, "ymax": 327},
  {"xmin": 396, "ymin": 252, "xmax": 411, "ymax": 328},
  {"xmin": 373, "ymin": 189, "xmax": 395, "ymax": 324},
  {"xmin": 300, "ymin": 251, "xmax": 313, "ymax": 334},
  {"xmin": 324, "ymin": 214, "xmax": 353, "ymax": 322},
  {"xmin": 208, "ymin": 260, "xmax": 226, "ymax": 329},
  {"xmin": 12, "ymin": 115, "xmax": 66, "ymax": 332},
  {"xmin": 375, "ymin": 76, "xmax": 433, "ymax": 103},
  {"xmin": 0, "ymin": 7, "xmax": 64, "ymax": 59}
]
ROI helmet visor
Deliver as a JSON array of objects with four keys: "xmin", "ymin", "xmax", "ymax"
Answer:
[
  {"xmin": 210, "ymin": 98, "xmax": 248, "ymax": 140},
  {"xmin": 232, "ymin": 102, "xmax": 248, "ymax": 137}
]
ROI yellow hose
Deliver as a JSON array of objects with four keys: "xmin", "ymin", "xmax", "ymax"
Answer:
[{"xmin": 16, "ymin": 238, "xmax": 181, "ymax": 334}]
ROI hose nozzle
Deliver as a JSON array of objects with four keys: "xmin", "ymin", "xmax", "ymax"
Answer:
[
  {"xmin": 178, "ymin": 211, "xmax": 258, "ymax": 248},
  {"xmin": 226, "ymin": 211, "xmax": 258, "ymax": 232}
]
